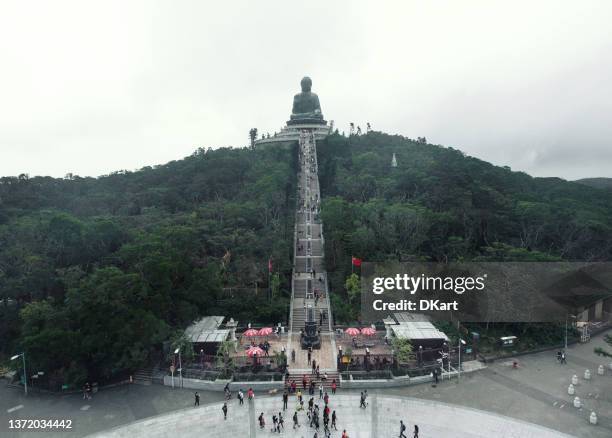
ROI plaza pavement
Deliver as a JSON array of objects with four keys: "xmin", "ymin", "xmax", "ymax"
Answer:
[
  {"xmin": 85, "ymin": 394, "xmax": 574, "ymax": 438},
  {"xmin": 1, "ymin": 329, "xmax": 610, "ymax": 438}
]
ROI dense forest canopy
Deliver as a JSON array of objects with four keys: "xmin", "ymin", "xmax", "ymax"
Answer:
[
  {"xmin": 316, "ymin": 132, "xmax": 612, "ymax": 323},
  {"xmin": 0, "ymin": 145, "xmax": 297, "ymax": 386},
  {"xmin": 2, "ymin": 130, "xmax": 610, "ymax": 384}
]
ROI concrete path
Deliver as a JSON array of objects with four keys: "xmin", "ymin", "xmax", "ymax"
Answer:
[{"xmin": 85, "ymin": 394, "xmax": 575, "ymax": 437}]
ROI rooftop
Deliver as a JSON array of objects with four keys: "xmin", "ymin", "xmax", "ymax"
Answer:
[{"xmin": 184, "ymin": 316, "xmax": 229, "ymax": 344}]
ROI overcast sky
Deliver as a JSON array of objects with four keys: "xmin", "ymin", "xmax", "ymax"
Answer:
[{"xmin": 1, "ymin": 1, "xmax": 611, "ymax": 180}]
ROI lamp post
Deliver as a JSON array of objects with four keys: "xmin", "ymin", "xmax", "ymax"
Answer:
[
  {"xmin": 458, "ymin": 339, "xmax": 466, "ymax": 381},
  {"xmin": 11, "ymin": 353, "xmax": 27, "ymax": 395},
  {"xmin": 565, "ymin": 314, "xmax": 577, "ymax": 350},
  {"xmin": 175, "ymin": 347, "xmax": 183, "ymax": 388}
]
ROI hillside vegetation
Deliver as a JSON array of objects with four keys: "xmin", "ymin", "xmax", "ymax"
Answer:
[
  {"xmin": 317, "ymin": 132, "xmax": 612, "ymax": 322},
  {"xmin": 0, "ymin": 145, "xmax": 297, "ymax": 387}
]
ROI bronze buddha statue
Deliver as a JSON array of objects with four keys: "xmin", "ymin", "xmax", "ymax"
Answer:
[{"xmin": 288, "ymin": 77, "xmax": 326, "ymax": 125}]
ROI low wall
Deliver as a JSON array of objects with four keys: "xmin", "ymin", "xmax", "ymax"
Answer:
[
  {"xmin": 339, "ymin": 371, "xmax": 459, "ymax": 389},
  {"xmin": 162, "ymin": 375, "xmax": 284, "ymax": 392}
]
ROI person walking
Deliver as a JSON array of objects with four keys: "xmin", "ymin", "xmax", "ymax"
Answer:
[
  {"xmin": 283, "ymin": 390, "xmax": 289, "ymax": 411},
  {"xmin": 341, "ymin": 430, "xmax": 349, "ymax": 438},
  {"xmin": 413, "ymin": 424, "xmax": 419, "ymax": 438},
  {"xmin": 323, "ymin": 391, "xmax": 329, "ymax": 405},
  {"xmin": 359, "ymin": 392, "xmax": 366, "ymax": 408},
  {"xmin": 278, "ymin": 412, "xmax": 284, "ymax": 432},
  {"xmin": 399, "ymin": 420, "xmax": 407, "ymax": 438},
  {"xmin": 312, "ymin": 359, "xmax": 317, "ymax": 375},
  {"xmin": 331, "ymin": 410, "xmax": 337, "ymax": 430},
  {"xmin": 293, "ymin": 411, "xmax": 300, "ymax": 429},
  {"xmin": 271, "ymin": 414, "xmax": 278, "ymax": 433},
  {"xmin": 194, "ymin": 392, "xmax": 200, "ymax": 407},
  {"xmin": 319, "ymin": 384, "xmax": 323, "ymax": 399},
  {"xmin": 258, "ymin": 412, "xmax": 265, "ymax": 429},
  {"xmin": 248, "ymin": 387, "xmax": 254, "ymax": 401},
  {"xmin": 331, "ymin": 379, "xmax": 337, "ymax": 395},
  {"xmin": 238, "ymin": 389, "xmax": 244, "ymax": 405},
  {"xmin": 222, "ymin": 402, "xmax": 228, "ymax": 420},
  {"xmin": 308, "ymin": 348, "xmax": 312, "ymax": 365},
  {"xmin": 561, "ymin": 351, "xmax": 567, "ymax": 364},
  {"xmin": 297, "ymin": 388, "xmax": 303, "ymax": 404}
]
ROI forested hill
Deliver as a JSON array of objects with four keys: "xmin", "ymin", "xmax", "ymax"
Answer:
[
  {"xmin": 0, "ymin": 145, "xmax": 297, "ymax": 385},
  {"xmin": 576, "ymin": 177, "xmax": 612, "ymax": 191},
  {"xmin": 316, "ymin": 132, "xmax": 612, "ymax": 322}
]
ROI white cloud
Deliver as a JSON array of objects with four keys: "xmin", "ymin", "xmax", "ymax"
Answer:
[{"xmin": 1, "ymin": 0, "xmax": 611, "ymax": 179}]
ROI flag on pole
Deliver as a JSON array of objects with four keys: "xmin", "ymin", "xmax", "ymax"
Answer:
[{"xmin": 351, "ymin": 257, "xmax": 362, "ymax": 267}]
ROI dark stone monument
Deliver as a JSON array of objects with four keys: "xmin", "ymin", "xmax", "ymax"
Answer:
[
  {"xmin": 287, "ymin": 76, "xmax": 326, "ymax": 126},
  {"xmin": 300, "ymin": 304, "xmax": 321, "ymax": 349}
]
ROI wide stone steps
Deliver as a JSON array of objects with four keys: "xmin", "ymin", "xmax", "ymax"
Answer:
[
  {"xmin": 293, "ymin": 279, "xmax": 326, "ymax": 298},
  {"xmin": 285, "ymin": 372, "xmax": 341, "ymax": 390},
  {"xmin": 291, "ymin": 307, "xmax": 330, "ymax": 332},
  {"xmin": 133, "ymin": 368, "xmax": 153, "ymax": 385},
  {"xmin": 294, "ymin": 257, "xmax": 324, "ymax": 273},
  {"xmin": 296, "ymin": 239, "xmax": 323, "ymax": 256}
]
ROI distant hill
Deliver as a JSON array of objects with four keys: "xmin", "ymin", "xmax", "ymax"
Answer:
[{"xmin": 575, "ymin": 177, "xmax": 612, "ymax": 190}]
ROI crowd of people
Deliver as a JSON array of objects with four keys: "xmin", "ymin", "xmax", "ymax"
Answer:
[{"xmin": 191, "ymin": 382, "xmax": 422, "ymax": 437}]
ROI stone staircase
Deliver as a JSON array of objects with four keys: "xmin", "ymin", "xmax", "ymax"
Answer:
[
  {"xmin": 132, "ymin": 368, "xmax": 153, "ymax": 385},
  {"xmin": 288, "ymin": 129, "xmax": 337, "ymax": 368},
  {"xmin": 292, "ymin": 305, "xmax": 331, "ymax": 333},
  {"xmin": 285, "ymin": 370, "xmax": 340, "ymax": 390}
]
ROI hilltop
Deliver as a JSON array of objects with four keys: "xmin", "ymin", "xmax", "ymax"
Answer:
[{"xmin": 575, "ymin": 177, "xmax": 612, "ymax": 190}]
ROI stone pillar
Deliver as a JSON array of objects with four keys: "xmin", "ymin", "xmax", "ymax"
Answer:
[
  {"xmin": 226, "ymin": 318, "xmax": 238, "ymax": 342},
  {"xmin": 383, "ymin": 317, "xmax": 396, "ymax": 339}
]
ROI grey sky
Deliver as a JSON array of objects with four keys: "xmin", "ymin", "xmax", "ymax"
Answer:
[{"xmin": 1, "ymin": 0, "xmax": 611, "ymax": 180}]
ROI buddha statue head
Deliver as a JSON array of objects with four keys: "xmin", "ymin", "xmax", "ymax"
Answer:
[{"xmin": 301, "ymin": 76, "xmax": 313, "ymax": 93}]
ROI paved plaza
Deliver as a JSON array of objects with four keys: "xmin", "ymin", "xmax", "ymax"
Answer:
[
  {"xmin": 1, "ymin": 330, "xmax": 610, "ymax": 438},
  {"xmin": 85, "ymin": 394, "xmax": 573, "ymax": 438}
]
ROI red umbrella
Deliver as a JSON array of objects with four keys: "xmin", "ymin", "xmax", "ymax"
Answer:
[
  {"xmin": 361, "ymin": 327, "xmax": 376, "ymax": 336},
  {"xmin": 246, "ymin": 346, "xmax": 264, "ymax": 357},
  {"xmin": 258, "ymin": 327, "xmax": 273, "ymax": 336},
  {"xmin": 243, "ymin": 329, "xmax": 259, "ymax": 337},
  {"xmin": 345, "ymin": 327, "xmax": 360, "ymax": 336}
]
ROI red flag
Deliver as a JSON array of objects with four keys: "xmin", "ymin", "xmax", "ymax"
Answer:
[
  {"xmin": 352, "ymin": 257, "xmax": 362, "ymax": 267},
  {"xmin": 268, "ymin": 258, "xmax": 273, "ymax": 273}
]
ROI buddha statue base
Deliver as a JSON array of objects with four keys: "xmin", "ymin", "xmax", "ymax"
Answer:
[{"xmin": 287, "ymin": 117, "xmax": 327, "ymax": 126}]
